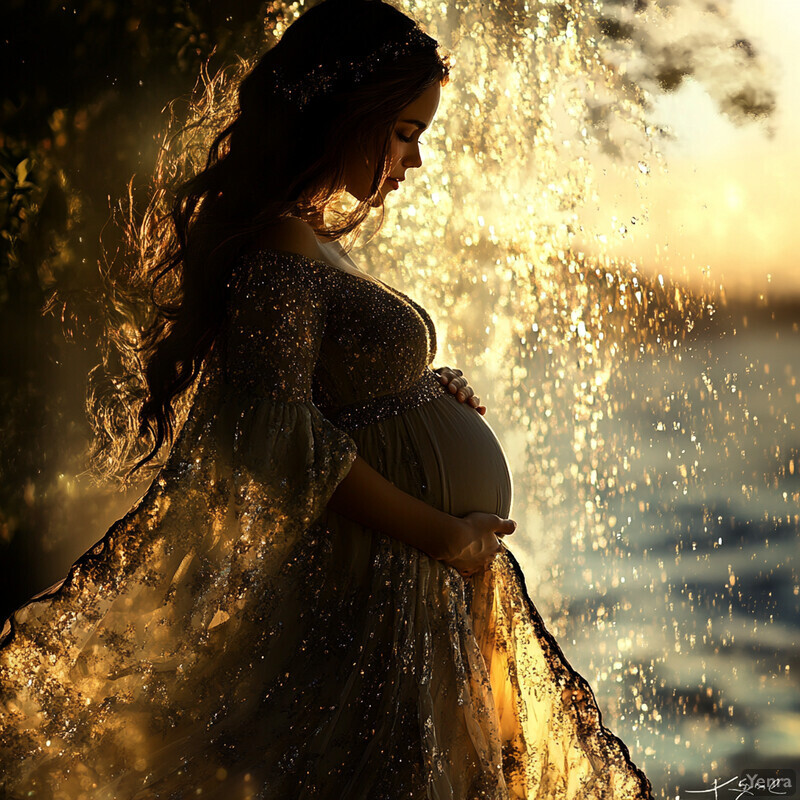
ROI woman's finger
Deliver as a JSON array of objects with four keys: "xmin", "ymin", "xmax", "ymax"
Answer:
[
  {"xmin": 447, "ymin": 375, "xmax": 466, "ymax": 390},
  {"xmin": 496, "ymin": 519, "xmax": 517, "ymax": 535},
  {"xmin": 471, "ymin": 398, "xmax": 486, "ymax": 414},
  {"xmin": 438, "ymin": 367, "xmax": 461, "ymax": 386},
  {"xmin": 456, "ymin": 386, "xmax": 474, "ymax": 402}
]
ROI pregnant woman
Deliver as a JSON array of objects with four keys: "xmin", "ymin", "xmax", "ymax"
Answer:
[{"xmin": 0, "ymin": 0, "xmax": 653, "ymax": 797}]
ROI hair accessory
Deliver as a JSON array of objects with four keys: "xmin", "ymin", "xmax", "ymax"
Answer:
[{"xmin": 269, "ymin": 25, "xmax": 439, "ymax": 110}]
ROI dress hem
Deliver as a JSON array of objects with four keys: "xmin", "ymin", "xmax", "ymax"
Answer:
[{"xmin": 498, "ymin": 545, "xmax": 655, "ymax": 799}]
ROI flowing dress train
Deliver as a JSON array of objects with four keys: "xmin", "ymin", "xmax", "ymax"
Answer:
[{"xmin": 0, "ymin": 248, "xmax": 653, "ymax": 799}]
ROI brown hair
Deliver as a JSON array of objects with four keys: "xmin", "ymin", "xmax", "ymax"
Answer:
[{"xmin": 88, "ymin": 0, "xmax": 450, "ymax": 485}]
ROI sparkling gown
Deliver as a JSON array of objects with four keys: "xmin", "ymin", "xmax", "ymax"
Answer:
[{"xmin": 0, "ymin": 243, "xmax": 653, "ymax": 799}]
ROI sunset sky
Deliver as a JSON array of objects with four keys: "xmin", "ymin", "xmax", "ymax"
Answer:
[{"xmin": 585, "ymin": 0, "xmax": 799, "ymax": 300}]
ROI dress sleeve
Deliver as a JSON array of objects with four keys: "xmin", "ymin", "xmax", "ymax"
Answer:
[
  {"xmin": 219, "ymin": 251, "xmax": 358, "ymax": 534},
  {"xmin": 0, "ymin": 251, "xmax": 359, "ymax": 796}
]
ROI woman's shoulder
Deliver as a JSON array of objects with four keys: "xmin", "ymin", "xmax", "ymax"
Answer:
[{"xmin": 230, "ymin": 219, "xmax": 338, "ymax": 310}]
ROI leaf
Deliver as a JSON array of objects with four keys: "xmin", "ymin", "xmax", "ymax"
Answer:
[{"xmin": 15, "ymin": 159, "xmax": 29, "ymax": 185}]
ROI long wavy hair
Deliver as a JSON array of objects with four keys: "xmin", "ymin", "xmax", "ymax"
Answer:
[{"xmin": 86, "ymin": 0, "xmax": 450, "ymax": 488}]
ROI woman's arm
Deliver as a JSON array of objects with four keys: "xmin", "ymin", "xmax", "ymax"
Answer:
[
  {"xmin": 328, "ymin": 456, "xmax": 458, "ymax": 560},
  {"xmin": 327, "ymin": 455, "xmax": 515, "ymax": 570}
]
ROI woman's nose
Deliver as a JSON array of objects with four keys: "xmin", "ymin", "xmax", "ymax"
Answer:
[{"xmin": 404, "ymin": 147, "xmax": 423, "ymax": 169}]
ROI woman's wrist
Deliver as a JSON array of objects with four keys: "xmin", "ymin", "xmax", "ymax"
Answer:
[{"xmin": 427, "ymin": 515, "xmax": 466, "ymax": 562}]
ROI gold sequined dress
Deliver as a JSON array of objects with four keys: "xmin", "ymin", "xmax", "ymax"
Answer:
[{"xmin": 0, "ymin": 246, "xmax": 653, "ymax": 799}]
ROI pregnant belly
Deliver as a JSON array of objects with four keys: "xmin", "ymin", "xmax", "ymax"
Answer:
[{"xmin": 350, "ymin": 393, "xmax": 513, "ymax": 519}]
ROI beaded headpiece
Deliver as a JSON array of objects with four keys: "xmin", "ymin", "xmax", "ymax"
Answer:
[{"xmin": 268, "ymin": 25, "xmax": 440, "ymax": 110}]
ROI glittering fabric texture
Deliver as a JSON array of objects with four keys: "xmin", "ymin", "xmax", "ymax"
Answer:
[
  {"xmin": 326, "ymin": 369, "xmax": 448, "ymax": 431},
  {"xmin": 0, "ymin": 249, "xmax": 653, "ymax": 799}
]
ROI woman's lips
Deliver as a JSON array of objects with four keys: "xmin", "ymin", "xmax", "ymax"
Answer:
[{"xmin": 387, "ymin": 178, "xmax": 400, "ymax": 189}]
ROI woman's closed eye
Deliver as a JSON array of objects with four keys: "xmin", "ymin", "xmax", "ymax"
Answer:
[{"xmin": 397, "ymin": 133, "xmax": 424, "ymax": 144}]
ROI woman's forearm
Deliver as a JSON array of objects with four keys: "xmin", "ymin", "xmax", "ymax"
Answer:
[{"xmin": 327, "ymin": 454, "xmax": 460, "ymax": 560}]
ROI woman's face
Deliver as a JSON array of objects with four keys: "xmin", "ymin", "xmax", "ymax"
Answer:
[{"xmin": 345, "ymin": 80, "xmax": 441, "ymax": 205}]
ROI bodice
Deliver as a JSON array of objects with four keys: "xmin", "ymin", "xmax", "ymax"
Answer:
[{"xmin": 223, "ymin": 248, "xmax": 444, "ymax": 430}]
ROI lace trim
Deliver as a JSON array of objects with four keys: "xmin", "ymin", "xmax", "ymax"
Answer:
[{"xmin": 326, "ymin": 369, "xmax": 449, "ymax": 432}]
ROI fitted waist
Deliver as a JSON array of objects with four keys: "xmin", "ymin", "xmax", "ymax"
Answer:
[{"xmin": 325, "ymin": 370, "xmax": 450, "ymax": 432}]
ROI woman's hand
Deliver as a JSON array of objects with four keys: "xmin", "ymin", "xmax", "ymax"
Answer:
[
  {"xmin": 434, "ymin": 366, "xmax": 486, "ymax": 415},
  {"xmin": 440, "ymin": 512, "xmax": 516, "ymax": 578}
]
